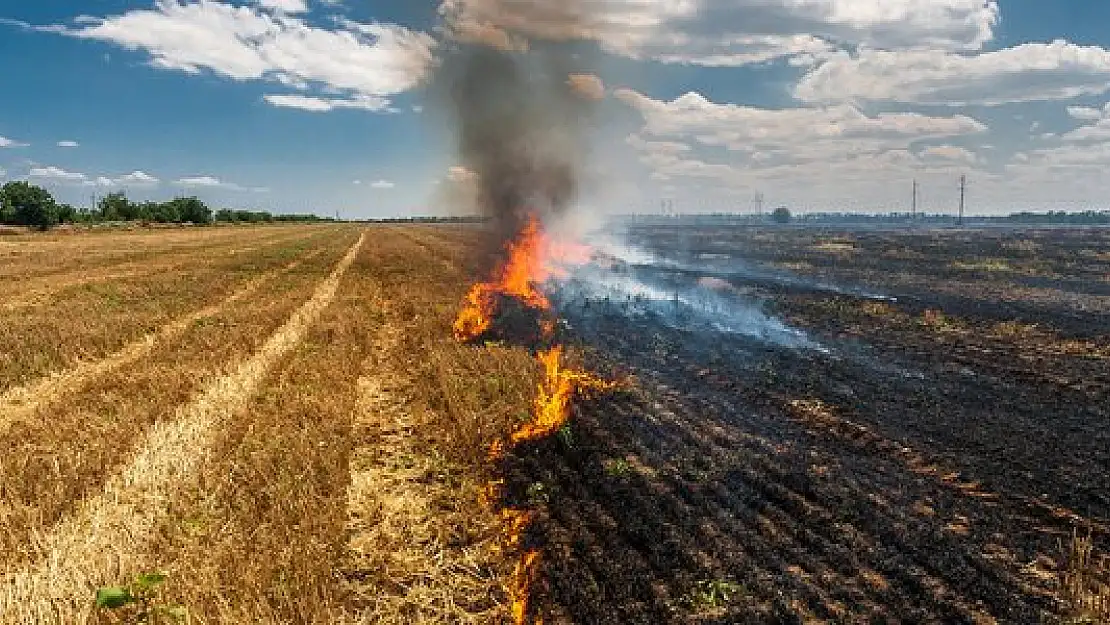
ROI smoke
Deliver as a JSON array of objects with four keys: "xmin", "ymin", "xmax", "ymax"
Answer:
[{"xmin": 429, "ymin": 0, "xmax": 603, "ymax": 252}]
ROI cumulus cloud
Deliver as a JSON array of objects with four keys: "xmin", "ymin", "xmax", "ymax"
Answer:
[
  {"xmin": 1067, "ymin": 105, "xmax": 1104, "ymax": 120},
  {"xmin": 256, "ymin": 0, "xmax": 308, "ymax": 13},
  {"xmin": 614, "ymin": 89, "xmax": 996, "ymax": 212},
  {"xmin": 438, "ymin": 0, "xmax": 1000, "ymax": 67},
  {"xmin": 263, "ymin": 93, "xmax": 396, "ymax": 112},
  {"xmin": 0, "ymin": 135, "xmax": 28, "ymax": 148},
  {"xmin": 62, "ymin": 1, "xmax": 436, "ymax": 112},
  {"xmin": 370, "ymin": 179, "xmax": 395, "ymax": 189},
  {"xmin": 617, "ymin": 89, "xmax": 986, "ymax": 168},
  {"xmin": 174, "ymin": 175, "xmax": 267, "ymax": 192},
  {"xmin": 57, "ymin": 140, "xmax": 80, "ymax": 148},
  {"xmin": 29, "ymin": 166, "xmax": 87, "ymax": 182},
  {"xmin": 796, "ymin": 41, "xmax": 1110, "ymax": 106},
  {"xmin": 1060, "ymin": 103, "xmax": 1110, "ymax": 143},
  {"xmin": 116, "ymin": 170, "xmax": 160, "ymax": 185},
  {"xmin": 28, "ymin": 166, "xmax": 162, "ymax": 187},
  {"xmin": 921, "ymin": 145, "xmax": 977, "ymax": 163}
]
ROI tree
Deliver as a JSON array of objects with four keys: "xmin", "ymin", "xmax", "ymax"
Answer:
[
  {"xmin": 149, "ymin": 200, "xmax": 180, "ymax": 224},
  {"xmin": 771, "ymin": 206, "xmax": 792, "ymax": 224},
  {"xmin": 97, "ymin": 192, "xmax": 131, "ymax": 221},
  {"xmin": 56, "ymin": 203, "xmax": 78, "ymax": 224},
  {"xmin": 1, "ymin": 181, "xmax": 58, "ymax": 229},
  {"xmin": 167, "ymin": 197, "xmax": 212, "ymax": 224}
]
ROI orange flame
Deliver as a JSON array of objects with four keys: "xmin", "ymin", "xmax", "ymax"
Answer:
[
  {"xmin": 453, "ymin": 217, "xmax": 553, "ymax": 342},
  {"xmin": 514, "ymin": 346, "xmax": 616, "ymax": 444},
  {"xmin": 454, "ymin": 214, "xmax": 612, "ymax": 625}
]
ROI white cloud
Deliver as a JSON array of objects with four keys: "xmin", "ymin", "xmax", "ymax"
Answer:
[
  {"xmin": 0, "ymin": 136, "xmax": 28, "ymax": 148},
  {"xmin": 29, "ymin": 166, "xmax": 87, "ymax": 182},
  {"xmin": 1067, "ymin": 105, "xmax": 1104, "ymax": 121},
  {"xmin": 28, "ymin": 166, "xmax": 162, "ymax": 187},
  {"xmin": 116, "ymin": 170, "xmax": 160, "ymax": 185},
  {"xmin": 174, "ymin": 175, "xmax": 257, "ymax": 191},
  {"xmin": 353, "ymin": 179, "xmax": 362, "ymax": 185},
  {"xmin": 616, "ymin": 89, "xmax": 986, "ymax": 167},
  {"xmin": 176, "ymin": 175, "xmax": 226, "ymax": 187},
  {"xmin": 0, "ymin": 168, "xmax": 7, "ymax": 179},
  {"xmin": 65, "ymin": 1, "xmax": 436, "ymax": 112},
  {"xmin": 263, "ymin": 93, "xmax": 395, "ymax": 112},
  {"xmin": 370, "ymin": 180, "xmax": 395, "ymax": 189},
  {"xmin": 256, "ymin": 0, "xmax": 308, "ymax": 13},
  {"xmin": 614, "ymin": 89, "xmax": 998, "ymax": 212},
  {"xmin": 921, "ymin": 144, "xmax": 977, "ymax": 163},
  {"xmin": 796, "ymin": 41, "xmax": 1110, "ymax": 106},
  {"xmin": 57, "ymin": 140, "xmax": 80, "ymax": 148},
  {"xmin": 438, "ymin": 0, "xmax": 1000, "ymax": 67},
  {"xmin": 1060, "ymin": 103, "xmax": 1110, "ymax": 143}
]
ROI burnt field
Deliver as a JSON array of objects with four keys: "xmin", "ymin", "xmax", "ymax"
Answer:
[{"xmin": 503, "ymin": 225, "xmax": 1110, "ymax": 623}]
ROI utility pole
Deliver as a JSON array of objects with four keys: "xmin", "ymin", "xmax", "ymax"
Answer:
[
  {"xmin": 911, "ymin": 179, "xmax": 918, "ymax": 221},
  {"xmin": 958, "ymin": 175, "xmax": 967, "ymax": 227},
  {"xmin": 754, "ymin": 191, "xmax": 764, "ymax": 220}
]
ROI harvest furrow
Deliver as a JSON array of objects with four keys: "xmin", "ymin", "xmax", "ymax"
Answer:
[
  {"xmin": 0, "ymin": 247, "xmax": 325, "ymax": 434},
  {"xmin": 0, "ymin": 233, "xmax": 364, "ymax": 623}
]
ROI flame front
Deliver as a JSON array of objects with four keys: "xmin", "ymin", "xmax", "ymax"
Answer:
[
  {"xmin": 453, "ymin": 215, "xmax": 614, "ymax": 625},
  {"xmin": 453, "ymin": 217, "xmax": 552, "ymax": 342}
]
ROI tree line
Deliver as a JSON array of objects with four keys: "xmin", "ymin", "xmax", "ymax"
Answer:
[{"xmin": 0, "ymin": 181, "xmax": 331, "ymax": 230}]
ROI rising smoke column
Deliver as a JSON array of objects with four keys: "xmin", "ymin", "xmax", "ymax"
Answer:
[{"xmin": 430, "ymin": 0, "xmax": 603, "ymax": 259}]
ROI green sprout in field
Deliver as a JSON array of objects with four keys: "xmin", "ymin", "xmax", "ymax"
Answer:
[{"xmin": 95, "ymin": 572, "xmax": 188, "ymax": 624}]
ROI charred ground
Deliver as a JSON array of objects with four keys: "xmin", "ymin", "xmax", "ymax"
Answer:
[{"xmin": 501, "ymin": 225, "xmax": 1109, "ymax": 623}]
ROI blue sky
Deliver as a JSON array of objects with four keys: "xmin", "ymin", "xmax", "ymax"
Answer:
[{"xmin": 3, "ymin": 1, "xmax": 1110, "ymax": 217}]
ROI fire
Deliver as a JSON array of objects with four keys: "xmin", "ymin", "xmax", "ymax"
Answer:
[
  {"xmin": 453, "ymin": 213, "xmax": 614, "ymax": 625},
  {"xmin": 514, "ymin": 346, "xmax": 616, "ymax": 444},
  {"xmin": 453, "ymin": 217, "xmax": 553, "ymax": 342}
]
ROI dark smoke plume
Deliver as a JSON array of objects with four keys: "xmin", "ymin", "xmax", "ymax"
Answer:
[{"xmin": 429, "ymin": 4, "xmax": 602, "ymax": 249}]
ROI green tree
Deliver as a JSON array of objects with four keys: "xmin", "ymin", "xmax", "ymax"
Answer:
[
  {"xmin": 1, "ymin": 181, "xmax": 58, "ymax": 229},
  {"xmin": 771, "ymin": 206, "xmax": 792, "ymax": 224},
  {"xmin": 56, "ymin": 203, "xmax": 78, "ymax": 224},
  {"xmin": 97, "ymin": 192, "xmax": 131, "ymax": 221},
  {"xmin": 149, "ymin": 201, "xmax": 180, "ymax": 224},
  {"xmin": 168, "ymin": 197, "xmax": 212, "ymax": 224}
]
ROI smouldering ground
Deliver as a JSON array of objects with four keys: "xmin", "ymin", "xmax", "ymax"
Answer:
[{"xmin": 517, "ymin": 225, "xmax": 1109, "ymax": 623}]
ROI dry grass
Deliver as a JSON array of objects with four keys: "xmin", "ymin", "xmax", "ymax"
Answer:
[
  {"xmin": 0, "ymin": 246, "xmax": 325, "ymax": 435},
  {"xmin": 1060, "ymin": 530, "xmax": 1110, "ymax": 622},
  {"xmin": 0, "ymin": 227, "xmax": 324, "ymax": 313},
  {"xmin": 0, "ymin": 228, "xmax": 331, "ymax": 391},
  {"xmin": 0, "ymin": 231, "xmax": 359, "ymax": 569},
  {"xmin": 0, "ymin": 233, "xmax": 364, "ymax": 623},
  {"xmin": 340, "ymin": 229, "xmax": 535, "ymax": 624},
  {"xmin": 0, "ymin": 224, "xmax": 313, "ymax": 283},
  {"xmin": 0, "ymin": 225, "xmax": 538, "ymax": 625}
]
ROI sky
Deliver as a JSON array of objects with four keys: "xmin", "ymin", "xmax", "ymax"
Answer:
[{"xmin": 3, "ymin": 0, "xmax": 1110, "ymax": 217}]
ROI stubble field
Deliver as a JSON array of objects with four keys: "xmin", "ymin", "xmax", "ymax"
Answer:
[
  {"xmin": 0, "ymin": 224, "xmax": 536, "ymax": 624},
  {"xmin": 1, "ymin": 223, "xmax": 1107, "ymax": 624}
]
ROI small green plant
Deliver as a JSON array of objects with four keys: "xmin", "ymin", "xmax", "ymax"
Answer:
[
  {"xmin": 685, "ymin": 579, "xmax": 745, "ymax": 612},
  {"xmin": 95, "ymin": 572, "xmax": 188, "ymax": 624},
  {"xmin": 604, "ymin": 458, "xmax": 632, "ymax": 478},
  {"xmin": 526, "ymin": 481, "xmax": 549, "ymax": 505},
  {"xmin": 557, "ymin": 424, "xmax": 574, "ymax": 450}
]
